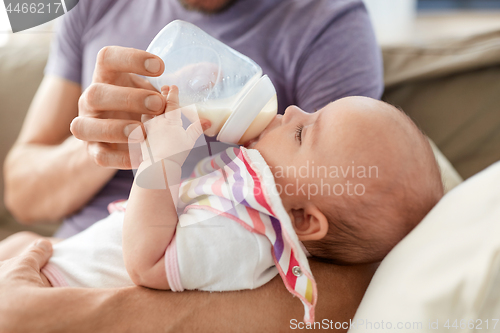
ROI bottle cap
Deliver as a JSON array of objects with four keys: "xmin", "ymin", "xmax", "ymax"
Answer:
[{"xmin": 217, "ymin": 75, "xmax": 277, "ymax": 144}]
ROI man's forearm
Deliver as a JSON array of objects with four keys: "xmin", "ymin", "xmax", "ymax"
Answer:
[
  {"xmin": 2, "ymin": 285, "xmax": 195, "ymax": 333},
  {"xmin": 0, "ymin": 287, "xmax": 102, "ymax": 333},
  {"xmin": 0, "ymin": 261, "xmax": 376, "ymax": 333},
  {"xmin": 4, "ymin": 136, "xmax": 116, "ymax": 223}
]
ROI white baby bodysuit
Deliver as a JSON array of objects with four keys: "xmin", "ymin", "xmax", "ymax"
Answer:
[{"xmin": 42, "ymin": 207, "xmax": 278, "ymax": 290}]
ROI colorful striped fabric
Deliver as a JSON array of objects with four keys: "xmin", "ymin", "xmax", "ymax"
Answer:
[{"xmin": 178, "ymin": 147, "xmax": 317, "ymax": 323}]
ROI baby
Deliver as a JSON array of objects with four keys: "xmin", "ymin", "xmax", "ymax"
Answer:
[{"xmin": 0, "ymin": 86, "xmax": 443, "ymax": 322}]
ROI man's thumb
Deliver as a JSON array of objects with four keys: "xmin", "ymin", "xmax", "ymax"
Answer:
[{"xmin": 26, "ymin": 239, "xmax": 53, "ymax": 269}]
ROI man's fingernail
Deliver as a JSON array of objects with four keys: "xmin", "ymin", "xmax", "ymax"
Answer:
[
  {"xmin": 124, "ymin": 124, "xmax": 144, "ymax": 142},
  {"xmin": 145, "ymin": 95, "xmax": 163, "ymax": 112},
  {"xmin": 145, "ymin": 58, "xmax": 161, "ymax": 73}
]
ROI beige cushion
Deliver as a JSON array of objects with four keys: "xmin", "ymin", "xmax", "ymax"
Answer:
[
  {"xmin": 383, "ymin": 30, "xmax": 500, "ymax": 179},
  {"xmin": 383, "ymin": 30, "xmax": 500, "ymax": 88},
  {"xmin": 429, "ymin": 138, "xmax": 462, "ymax": 194},
  {"xmin": 351, "ymin": 162, "xmax": 500, "ymax": 332}
]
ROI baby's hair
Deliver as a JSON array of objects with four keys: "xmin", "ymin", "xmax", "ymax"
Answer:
[
  {"xmin": 306, "ymin": 185, "xmax": 414, "ymax": 265},
  {"xmin": 306, "ymin": 103, "xmax": 444, "ymax": 265},
  {"xmin": 305, "ymin": 207, "xmax": 379, "ymax": 265}
]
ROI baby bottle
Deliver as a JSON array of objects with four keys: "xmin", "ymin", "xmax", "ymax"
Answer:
[{"xmin": 145, "ymin": 20, "xmax": 277, "ymax": 145}]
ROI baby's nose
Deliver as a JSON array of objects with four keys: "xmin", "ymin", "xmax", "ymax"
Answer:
[{"xmin": 282, "ymin": 105, "xmax": 303, "ymax": 123}]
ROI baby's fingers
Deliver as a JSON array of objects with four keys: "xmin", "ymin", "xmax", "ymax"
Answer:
[{"xmin": 162, "ymin": 85, "xmax": 180, "ymax": 112}]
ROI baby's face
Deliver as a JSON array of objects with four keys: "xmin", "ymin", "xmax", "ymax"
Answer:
[
  {"xmin": 251, "ymin": 95, "xmax": 432, "ymax": 222},
  {"xmin": 251, "ymin": 97, "xmax": 402, "ymax": 209}
]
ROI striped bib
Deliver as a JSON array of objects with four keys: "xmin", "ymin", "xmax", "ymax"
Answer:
[{"xmin": 178, "ymin": 147, "xmax": 317, "ymax": 323}]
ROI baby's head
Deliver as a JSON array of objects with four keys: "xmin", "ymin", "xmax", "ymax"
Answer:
[{"xmin": 250, "ymin": 96, "xmax": 444, "ymax": 264}]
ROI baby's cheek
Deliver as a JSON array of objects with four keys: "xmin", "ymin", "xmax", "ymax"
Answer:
[{"xmin": 273, "ymin": 174, "xmax": 307, "ymax": 200}]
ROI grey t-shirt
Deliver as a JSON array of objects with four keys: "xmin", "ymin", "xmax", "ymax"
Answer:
[{"xmin": 45, "ymin": 0, "xmax": 383, "ymax": 237}]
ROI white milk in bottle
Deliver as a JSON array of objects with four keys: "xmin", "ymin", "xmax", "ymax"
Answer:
[{"xmin": 145, "ymin": 20, "xmax": 278, "ymax": 145}]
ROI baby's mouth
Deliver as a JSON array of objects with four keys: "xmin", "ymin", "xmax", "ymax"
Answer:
[
  {"xmin": 242, "ymin": 114, "xmax": 281, "ymax": 148},
  {"xmin": 244, "ymin": 137, "xmax": 259, "ymax": 149}
]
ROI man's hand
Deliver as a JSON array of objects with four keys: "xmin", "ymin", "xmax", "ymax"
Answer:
[
  {"xmin": 0, "ymin": 239, "xmax": 52, "ymax": 288},
  {"xmin": 70, "ymin": 46, "xmax": 167, "ymax": 169}
]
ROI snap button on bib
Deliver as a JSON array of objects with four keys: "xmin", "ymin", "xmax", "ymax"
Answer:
[{"xmin": 292, "ymin": 266, "xmax": 302, "ymax": 277}]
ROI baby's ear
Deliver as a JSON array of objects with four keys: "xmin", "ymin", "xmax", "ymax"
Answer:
[
  {"xmin": 163, "ymin": 85, "xmax": 180, "ymax": 112},
  {"xmin": 290, "ymin": 205, "xmax": 328, "ymax": 241}
]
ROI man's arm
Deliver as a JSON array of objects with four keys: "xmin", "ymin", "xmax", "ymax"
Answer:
[
  {"xmin": 0, "ymin": 241, "xmax": 376, "ymax": 333},
  {"xmin": 3, "ymin": 76, "xmax": 117, "ymax": 223}
]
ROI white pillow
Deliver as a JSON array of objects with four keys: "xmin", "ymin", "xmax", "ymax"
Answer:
[{"xmin": 350, "ymin": 162, "xmax": 500, "ymax": 333}]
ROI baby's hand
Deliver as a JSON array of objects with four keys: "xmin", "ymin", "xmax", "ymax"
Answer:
[
  {"xmin": 140, "ymin": 85, "xmax": 205, "ymax": 167},
  {"xmin": 162, "ymin": 85, "xmax": 181, "ymax": 112}
]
